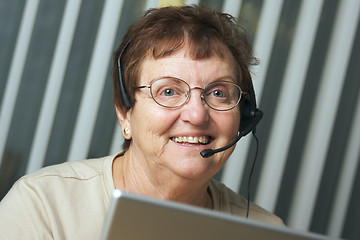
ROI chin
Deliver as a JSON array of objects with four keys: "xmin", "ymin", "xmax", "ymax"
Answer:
[{"xmin": 172, "ymin": 158, "xmax": 220, "ymax": 180}]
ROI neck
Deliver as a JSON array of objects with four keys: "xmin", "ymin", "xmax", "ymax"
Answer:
[{"xmin": 112, "ymin": 151, "xmax": 213, "ymax": 209}]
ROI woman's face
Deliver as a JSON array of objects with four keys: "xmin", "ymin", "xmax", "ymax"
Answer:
[{"xmin": 123, "ymin": 46, "xmax": 240, "ymax": 182}]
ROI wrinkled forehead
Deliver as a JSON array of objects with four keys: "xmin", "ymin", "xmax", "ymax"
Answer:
[
  {"xmin": 139, "ymin": 37, "xmax": 240, "ymax": 84},
  {"xmin": 140, "ymin": 55, "xmax": 236, "ymax": 88}
]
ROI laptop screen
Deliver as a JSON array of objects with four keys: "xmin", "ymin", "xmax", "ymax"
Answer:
[{"xmin": 101, "ymin": 190, "xmax": 334, "ymax": 240}]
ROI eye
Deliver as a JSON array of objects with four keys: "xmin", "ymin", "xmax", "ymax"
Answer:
[
  {"xmin": 212, "ymin": 90, "xmax": 226, "ymax": 98},
  {"xmin": 155, "ymin": 86, "xmax": 184, "ymax": 99},
  {"xmin": 206, "ymin": 85, "xmax": 228, "ymax": 99},
  {"xmin": 162, "ymin": 88, "xmax": 176, "ymax": 96}
]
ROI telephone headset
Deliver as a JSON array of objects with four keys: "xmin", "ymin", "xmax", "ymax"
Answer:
[{"xmin": 116, "ymin": 41, "xmax": 262, "ymax": 218}]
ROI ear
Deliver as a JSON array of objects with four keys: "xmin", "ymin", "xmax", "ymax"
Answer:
[{"xmin": 115, "ymin": 105, "xmax": 132, "ymax": 139}]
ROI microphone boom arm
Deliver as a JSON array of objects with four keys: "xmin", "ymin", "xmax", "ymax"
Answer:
[{"xmin": 200, "ymin": 133, "xmax": 243, "ymax": 158}]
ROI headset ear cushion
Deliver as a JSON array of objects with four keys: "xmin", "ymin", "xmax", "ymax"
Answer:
[
  {"xmin": 240, "ymin": 108, "xmax": 263, "ymax": 136},
  {"xmin": 239, "ymin": 95, "xmax": 263, "ymax": 136},
  {"xmin": 239, "ymin": 100, "xmax": 253, "ymax": 130}
]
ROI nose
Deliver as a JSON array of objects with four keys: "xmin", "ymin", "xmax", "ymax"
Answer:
[{"xmin": 180, "ymin": 89, "xmax": 209, "ymax": 125}]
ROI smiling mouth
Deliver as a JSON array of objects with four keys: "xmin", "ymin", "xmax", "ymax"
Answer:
[{"xmin": 170, "ymin": 136, "xmax": 210, "ymax": 145}]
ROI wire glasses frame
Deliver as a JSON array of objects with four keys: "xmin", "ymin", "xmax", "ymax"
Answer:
[{"xmin": 137, "ymin": 77, "xmax": 243, "ymax": 111}]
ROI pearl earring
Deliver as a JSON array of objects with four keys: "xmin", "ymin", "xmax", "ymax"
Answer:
[{"xmin": 123, "ymin": 127, "xmax": 130, "ymax": 137}]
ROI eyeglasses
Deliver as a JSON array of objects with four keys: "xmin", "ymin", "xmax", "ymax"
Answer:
[{"xmin": 137, "ymin": 77, "xmax": 243, "ymax": 111}]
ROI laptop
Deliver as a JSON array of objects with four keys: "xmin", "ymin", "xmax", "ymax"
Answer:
[{"xmin": 101, "ymin": 190, "xmax": 335, "ymax": 240}]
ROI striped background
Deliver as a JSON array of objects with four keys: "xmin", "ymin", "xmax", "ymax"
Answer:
[{"xmin": 0, "ymin": 0, "xmax": 359, "ymax": 239}]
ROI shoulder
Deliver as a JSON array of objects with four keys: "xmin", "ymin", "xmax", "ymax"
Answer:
[
  {"xmin": 10, "ymin": 155, "xmax": 116, "ymax": 202},
  {"xmin": 0, "ymin": 155, "xmax": 116, "ymax": 239},
  {"xmin": 23, "ymin": 155, "xmax": 113, "ymax": 182},
  {"xmin": 209, "ymin": 179, "xmax": 284, "ymax": 226}
]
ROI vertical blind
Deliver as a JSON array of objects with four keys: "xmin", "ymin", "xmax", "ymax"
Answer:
[{"xmin": 0, "ymin": 0, "xmax": 359, "ymax": 239}]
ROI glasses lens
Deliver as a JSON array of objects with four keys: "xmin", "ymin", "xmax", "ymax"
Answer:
[
  {"xmin": 150, "ymin": 78, "xmax": 189, "ymax": 108},
  {"xmin": 203, "ymin": 81, "xmax": 241, "ymax": 111}
]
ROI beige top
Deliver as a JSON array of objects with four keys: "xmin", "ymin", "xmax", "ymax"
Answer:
[{"xmin": 0, "ymin": 154, "xmax": 283, "ymax": 239}]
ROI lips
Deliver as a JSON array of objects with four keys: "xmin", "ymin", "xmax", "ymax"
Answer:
[{"xmin": 171, "ymin": 136, "xmax": 210, "ymax": 144}]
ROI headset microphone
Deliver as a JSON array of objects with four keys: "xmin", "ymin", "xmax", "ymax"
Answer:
[{"xmin": 200, "ymin": 109, "xmax": 263, "ymax": 158}]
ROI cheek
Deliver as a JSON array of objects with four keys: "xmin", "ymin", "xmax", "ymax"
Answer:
[
  {"xmin": 130, "ymin": 103, "xmax": 177, "ymax": 142},
  {"xmin": 130, "ymin": 106, "xmax": 180, "ymax": 163},
  {"xmin": 215, "ymin": 110, "xmax": 240, "ymax": 136},
  {"xmin": 233, "ymin": 108, "xmax": 241, "ymax": 130}
]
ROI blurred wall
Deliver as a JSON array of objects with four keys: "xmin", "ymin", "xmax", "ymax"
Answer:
[{"xmin": 0, "ymin": 0, "xmax": 359, "ymax": 239}]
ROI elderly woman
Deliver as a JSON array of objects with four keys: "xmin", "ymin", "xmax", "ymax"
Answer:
[{"xmin": 0, "ymin": 5, "xmax": 283, "ymax": 239}]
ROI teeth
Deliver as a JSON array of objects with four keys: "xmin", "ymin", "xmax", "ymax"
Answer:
[{"xmin": 172, "ymin": 136, "xmax": 209, "ymax": 144}]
